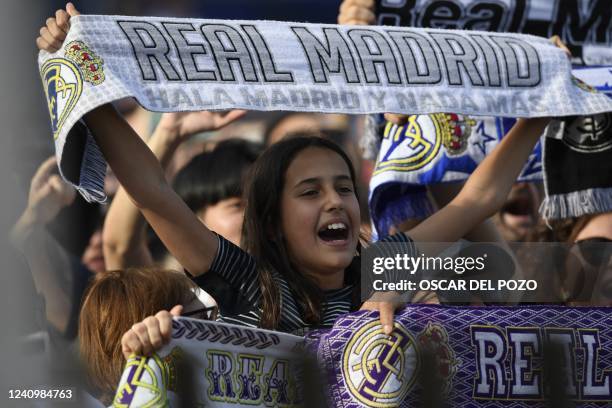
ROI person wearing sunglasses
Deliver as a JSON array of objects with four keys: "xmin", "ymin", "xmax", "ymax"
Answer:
[{"xmin": 562, "ymin": 212, "xmax": 612, "ymax": 306}]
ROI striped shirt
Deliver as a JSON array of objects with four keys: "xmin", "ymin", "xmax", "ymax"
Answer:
[{"xmin": 193, "ymin": 233, "xmax": 416, "ymax": 335}]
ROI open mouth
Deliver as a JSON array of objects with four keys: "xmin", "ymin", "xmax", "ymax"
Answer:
[
  {"xmin": 501, "ymin": 193, "xmax": 535, "ymax": 230},
  {"xmin": 502, "ymin": 195, "xmax": 532, "ymax": 217},
  {"xmin": 318, "ymin": 222, "xmax": 349, "ymax": 242}
]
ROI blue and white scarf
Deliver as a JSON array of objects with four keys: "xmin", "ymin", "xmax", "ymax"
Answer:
[{"xmin": 367, "ymin": 65, "xmax": 612, "ymax": 236}]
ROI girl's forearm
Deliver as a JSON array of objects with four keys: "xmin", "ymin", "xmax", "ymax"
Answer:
[
  {"xmin": 85, "ymin": 104, "xmax": 218, "ymax": 276},
  {"xmin": 456, "ymin": 118, "xmax": 549, "ymax": 215},
  {"xmin": 102, "ymin": 121, "xmax": 182, "ymax": 269},
  {"xmin": 83, "ymin": 104, "xmax": 169, "ymax": 210}
]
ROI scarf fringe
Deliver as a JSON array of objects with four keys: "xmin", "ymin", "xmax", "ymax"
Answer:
[
  {"xmin": 76, "ymin": 128, "xmax": 107, "ymax": 203},
  {"xmin": 539, "ymin": 187, "xmax": 612, "ymax": 221}
]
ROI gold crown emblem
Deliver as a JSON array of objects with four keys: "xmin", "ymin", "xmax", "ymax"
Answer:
[
  {"xmin": 437, "ymin": 113, "xmax": 474, "ymax": 155},
  {"xmin": 162, "ymin": 347, "xmax": 184, "ymax": 392},
  {"xmin": 64, "ymin": 41, "xmax": 105, "ymax": 86}
]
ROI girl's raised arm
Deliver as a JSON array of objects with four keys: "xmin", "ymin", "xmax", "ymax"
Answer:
[
  {"xmin": 84, "ymin": 105, "xmax": 219, "ymax": 276},
  {"xmin": 406, "ymin": 117, "xmax": 550, "ymax": 244},
  {"xmin": 102, "ymin": 110, "xmax": 245, "ymax": 270},
  {"xmin": 38, "ymin": 5, "xmax": 245, "ymax": 276}
]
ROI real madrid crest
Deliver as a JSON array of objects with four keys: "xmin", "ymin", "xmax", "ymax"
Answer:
[
  {"xmin": 40, "ymin": 40, "xmax": 105, "ymax": 140},
  {"xmin": 440, "ymin": 113, "xmax": 473, "ymax": 156},
  {"xmin": 374, "ymin": 113, "xmax": 472, "ymax": 176},
  {"xmin": 342, "ymin": 321, "xmax": 419, "ymax": 407},
  {"xmin": 113, "ymin": 354, "xmax": 170, "ymax": 407}
]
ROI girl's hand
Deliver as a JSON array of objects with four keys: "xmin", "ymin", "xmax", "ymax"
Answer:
[
  {"xmin": 384, "ymin": 113, "xmax": 409, "ymax": 125},
  {"xmin": 360, "ymin": 292, "xmax": 404, "ymax": 335},
  {"xmin": 338, "ymin": 0, "xmax": 376, "ymax": 25},
  {"xmin": 36, "ymin": 3, "xmax": 80, "ymax": 53},
  {"xmin": 121, "ymin": 305, "xmax": 182, "ymax": 360},
  {"xmin": 550, "ymin": 35, "xmax": 571, "ymax": 58},
  {"xmin": 156, "ymin": 110, "xmax": 247, "ymax": 143}
]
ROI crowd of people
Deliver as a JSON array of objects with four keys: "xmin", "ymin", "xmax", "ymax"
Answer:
[{"xmin": 7, "ymin": 1, "xmax": 610, "ymax": 405}]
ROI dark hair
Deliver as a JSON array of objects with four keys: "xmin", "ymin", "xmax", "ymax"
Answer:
[
  {"xmin": 242, "ymin": 135, "xmax": 360, "ymax": 329},
  {"xmin": 172, "ymin": 139, "xmax": 262, "ymax": 212}
]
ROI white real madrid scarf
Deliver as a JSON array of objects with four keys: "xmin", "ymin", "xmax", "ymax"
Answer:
[
  {"xmin": 38, "ymin": 15, "xmax": 612, "ymax": 202},
  {"xmin": 112, "ymin": 317, "xmax": 307, "ymax": 407}
]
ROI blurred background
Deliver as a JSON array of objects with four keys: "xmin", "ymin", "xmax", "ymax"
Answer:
[{"xmin": 48, "ymin": 0, "xmax": 342, "ymax": 21}]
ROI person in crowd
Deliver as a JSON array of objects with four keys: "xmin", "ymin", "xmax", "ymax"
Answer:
[
  {"xmin": 116, "ymin": 114, "xmax": 550, "ymax": 352},
  {"xmin": 103, "ymin": 109, "xmax": 249, "ymax": 270},
  {"xmin": 10, "ymin": 157, "xmax": 88, "ymax": 343},
  {"xmin": 78, "ymin": 267, "xmax": 214, "ymax": 405},
  {"xmin": 494, "ymin": 182, "xmax": 543, "ymax": 242},
  {"xmin": 529, "ymin": 212, "xmax": 612, "ymax": 305},
  {"xmin": 565, "ymin": 213, "xmax": 612, "ymax": 305},
  {"xmin": 9, "ymin": 156, "xmax": 110, "ymax": 407},
  {"xmin": 172, "ymin": 139, "xmax": 262, "ymax": 246}
]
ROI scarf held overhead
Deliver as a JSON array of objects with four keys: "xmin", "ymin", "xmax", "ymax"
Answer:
[
  {"xmin": 367, "ymin": 105, "xmax": 612, "ymax": 237},
  {"xmin": 38, "ymin": 15, "xmax": 612, "ymax": 201},
  {"xmin": 112, "ymin": 306, "xmax": 612, "ymax": 407},
  {"xmin": 365, "ymin": 66, "xmax": 612, "ymax": 235}
]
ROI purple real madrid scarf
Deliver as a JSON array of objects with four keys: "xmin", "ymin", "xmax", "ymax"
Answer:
[{"xmin": 112, "ymin": 305, "xmax": 612, "ymax": 407}]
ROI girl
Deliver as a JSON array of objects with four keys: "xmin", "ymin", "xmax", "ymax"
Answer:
[{"xmin": 39, "ymin": 5, "xmax": 554, "ymax": 345}]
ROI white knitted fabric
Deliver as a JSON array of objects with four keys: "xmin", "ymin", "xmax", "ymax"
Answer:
[{"xmin": 38, "ymin": 15, "xmax": 612, "ymax": 201}]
